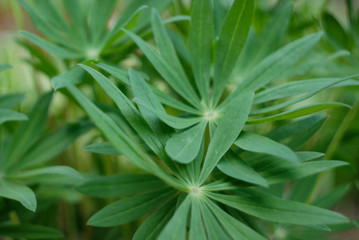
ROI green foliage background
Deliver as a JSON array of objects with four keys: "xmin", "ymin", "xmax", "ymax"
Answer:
[{"xmin": 0, "ymin": 0, "xmax": 358, "ymax": 239}]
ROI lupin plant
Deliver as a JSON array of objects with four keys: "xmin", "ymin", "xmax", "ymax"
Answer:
[{"xmin": 3, "ymin": 0, "xmax": 358, "ymax": 239}]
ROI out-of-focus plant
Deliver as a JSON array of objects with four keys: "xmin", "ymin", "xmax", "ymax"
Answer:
[{"xmin": 0, "ymin": 65, "xmax": 91, "ymax": 239}]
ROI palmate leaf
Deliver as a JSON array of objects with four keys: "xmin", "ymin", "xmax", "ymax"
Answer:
[
  {"xmin": 204, "ymin": 198, "xmax": 268, "ymax": 240},
  {"xmin": 7, "ymin": 121, "xmax": 92, "ymax": 172},
  {"xmin": 129, "ymin": 69, "xmax": 170, "ymax": 143},
  {"xmin": 234, "ymin": 0, "xmax": 292, "ymax": 79},
  {"xmin": 165, "ymin": 121, "xmax": 207, "ymax": 163},
  {"xmin": 51, "ymin": 66, "xmax": 85, "ymax": 90},
  {"xmin": 217, "ymin": 151, "xmax": 268, "ymax": 187},
  {"xmin": 78, "ymin": 65, "xmax": 165, "ymax": 159},
  {"xmin": 19, "ymin": 31, "xmax": 82, "ymax": 59},
  {"xmin": 1, "ymin": 92, "xmax": 53, "ymax": 171},
  {"xmin": 133, "ymin": 199, "xmax": 176, "ymax": 240},
  {"xmin": 251, "ymin": 76, "xmax": 358, "ymax": 115},
  {"xmin": 151, "ymin": 9, "xmax": 187, "ymax": 86},
  {"xmin": 123, "ymin": 29, "xmax": 201, "ymax": 108},
  {"xmin": 134, "ymin": 98, "xmax": 203, "ymax": 129},
  {"xmin": 222, "ymin": 32, "xmax": 322, "ymax": 108},
  {"xmin": 88, "ymin": 187, "xmax": 177, "ymax": 227},
  {"xmin": 0, "ymin": 179, "xmax": 36, "ymax": 211},
  {"xmin": 247, "ymin": 102, "xmax": 350, "ymax": 124},
  {"xmin": 199, "ymin": 92, "xmax": 254, "ymax": 184},
  {"xmin": 235, "ymin": 131, "xmax": 299, "ymax": 163},
  {"xmin": 261, "ymin": 160, "xmax": 348, "ymax": 184},
  {"xmin": 188, "ymin": 0, "xmax": 213, "ymax": 104},
  {"xmin": 17, "ymin": 0, "xmax": 71, "ymax": 47},
  {"xmin": 76, "ymin": 174, "xmax": 166, "ymax": 198},
  {"xmin": 0, "ymin": 108, "xmax": 28, "ymax": 124},
  {"xmin": 189, "ymin": 197, "xmax": 207, "ymax": 240},
  {"xmin": 95, "ymin": 62, "xmax": 130, "ymax": 84},
  {"xmin": 158, "ymin": 195, "xmax": 191, "ymax": 240},
  {"xmin": 265, "ymin": 115, "xmax": 327, "ymax": 150},
  {"xmin": 208, "ymin": 192, "xmax": 349, "ymax": 225},
  {"xmin": 66, "ymin": 84, "xmax": 184, "ymax": 189},
  {"xmin": 150, "ymin": 86, "xmax": 200, "ymax": 115},
  {"xmin": 199, "ymin": 199, "xmax": 231, "ymax": 240},
  {"xmin": 0, "ymin": 223, "xmax": 63, "ymax": 239},
  {"xmin": 253, "ymin": 77, "xmax": 358, "ymax": 104},
  {"xmin": 213, "ymin": 0, "xmax": 254, "ymax": 105}
]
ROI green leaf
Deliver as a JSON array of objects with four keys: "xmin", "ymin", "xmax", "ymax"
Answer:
[
  {"xmin": 64, "ymin": 0, "xmax": 87, "ymax": 43},
  {"xmin": 34, "ymin": 0, "xmax": 71, "ymax": 36},
  {"xmin": 123, "ymin": 29, "xmax": 201, "ymax": 108},
  {"xmin": 0, "ymin": 93, "xmax": 25, "ymax": 108},
  {"xmin": 213, "ymin": 0, "xmax": 254, "ymax": 105},
  {"xmin": 263, "ymin": 160, "xmax": 348, "ymax": 184},
  {"xmin": 78, "ymin": 64, "xmax": 164, "ymax": 160},
  {"xmin": 314, "ymin": 184, "xmax": 351, "ymax": 209},
  {"xmin": 0, "ymin": 223, "xmax": 63, "ymax": 239},
  {"xmin": 2, "ymin": 92, "xmax": 53, "ymax": 170},
  {"xmin": 85, "ymin": 142, "xmax": 120, "ymax": 155},
  {"xmin": 247, "ymin": 102, "xmax": 350, "ymax": 124},
  {"xmin": 151, "ymin": 87, "xmax": 200, "ymax": 115},
  {"xmin": 8, "ymin": 166, "xmax": 82, "ymax": 180},
  {"xmin": 208, "ymin": 192, "xmax": 349, "ymax": 225},
  {"xmin": 235, "ymin": 131, "xmax": 298, "ymax": 163},
  {"xmin": 0, "ymin": 179, "xmax": 36, "ymax": 211},
  {"xmin": 251, "ymin": 76, "xmax": 358, "ymax": 115},
  {"xmin": 0, "ymin": 64, "xmax": 11, "ymax": 72},
  {"xmin": 198, "ymin": 199, "xmax": 231, "ymax": 240},
  {"xmin": 158, "ymin": 195, "xmax": 191, "ymax": 240},
  {"xmin": 19, "ymin": 31, "xmax": 82, "ymax": 59},
  {"xmin": 189, "ymin": 197, "xmax": 207, "ymax": 240},
  {"xmin": 129, "ymin": 69, "xmax": 170, "ymax": 143},
  {"xmin": 266, "ymin": 115, "xmax": 326, "ymax": 150},
  {"xmin": 247, "ymin": 154, "xmax": 347, "ymax": 184},
  {"xmin": 234, "ymin": 0, "xmax": 292, "ymax": 78},
  {"xmin": 8, "ymin": 121, "xmax": 92, "ymax": 172},
  {"xmin": 151, "ymin": 9, "xmax": 187, "ymax": 87},
  {"xmin": 0, "ymin": 108, "xmax": 28, "ymax": 124},
  {"xmin": 188, "ymin": 0, "xmax": 213, "ymax": 104},
  {"xmin": 223, "ymin": 33, "xmax": 322, "ymax": 107},
  {"xmin": 199, "ymin": 92, "xmax": 254, "ymax": 184},
  {"xmin": 254, "ymin": 77, "xmax": 356, "ymax": 104},
  {"xmin": 133, "ymin": 199, "xmax": 176, "ymax": 240},
  {"xmin": 322, "ymin": 12, "xmax": 349, "ymax": 49},
  {"xmin": 88, "ymin": 187, "xmax": 176, "ymax": 227},
  {"xmin": 165, "ymin": 121, "xmax": 206, "ymax": 163},
  {"xmin": 51, "ymin": 66, "xmax": 85, "ymax": 90},
  {"xmin": 66, "ymin": 85, "xmax": 183, "ymax": 189},
  {"xmin": 16, "ymin": 0, "xmax": 71, "ymax": 47},
  {"xmin": 217, "ymin": 151, "xmax": 268, "ymax": 187},
  {"xmin": 88, "ymin": 0, "xmax": 117, "ymax": 45},
  {"xmin": 135, "ymin": 98, "xmax": 202, "ymax": 129},
  {"xmin": 95, "ymin": 62, "xmax": 129, "ymax": 84},
  {"xmin": 105, "ymin": 6, "xmax": 147, "ymax": 49},
  {"xmin": 204, "ymin": 198, "xmax": 268, "ymax": 240},
  {"xmin": 76, "ymin": 174, "xmax": 166, "ymax": 198},
  {"xmin": 296, "ymin": 151, "xmax": 324, "ymax": 161}
]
